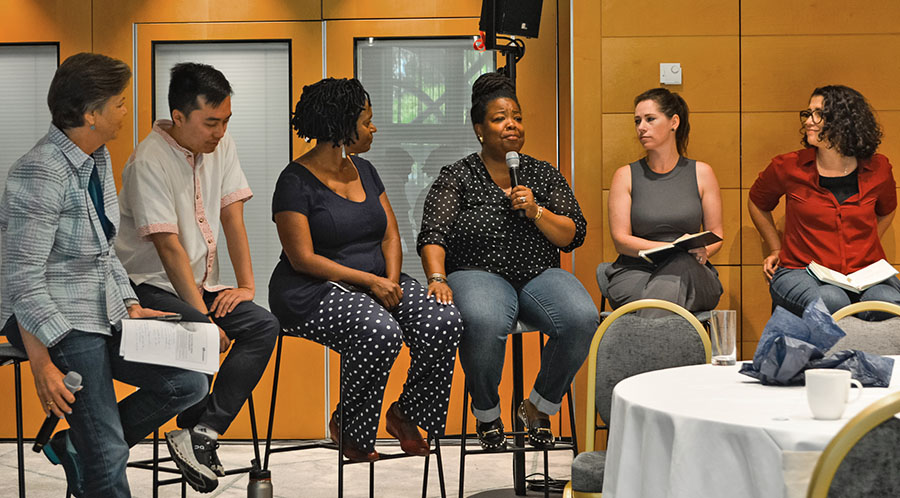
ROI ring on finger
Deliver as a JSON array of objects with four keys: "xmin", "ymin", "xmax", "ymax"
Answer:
[
  {"xmin": 46, "ymin": 400, "xmax": 55, "ymax": 407},
  {"xmin": 519, "ymin": 196, "xmax": 526, "ymax": 203}
]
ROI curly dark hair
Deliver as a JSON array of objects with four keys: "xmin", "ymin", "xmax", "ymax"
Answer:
[
  {"xmin": 291, "ymin": 78, "xmax": 370, "ymax": 147},
  {"xmin": 802, "ymin": 85, "xmax": 882, "ymax": 159},
  {"xmin": 633, "ymin": 87, "xmax": 690, "ymax": 156},
  {"xmin": 470, "ymin": 71, "xmax": 519, "ymax": 126}
]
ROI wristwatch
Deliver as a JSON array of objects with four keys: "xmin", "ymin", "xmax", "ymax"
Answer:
[{"xmin": 428, "ymin": 273, "xmax": 447, "ymax": 284}]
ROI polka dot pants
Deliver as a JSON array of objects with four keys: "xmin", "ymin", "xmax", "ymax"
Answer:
[{"xmin": 282, "ymin": 274, "xmax": 463, "ymax": 452}]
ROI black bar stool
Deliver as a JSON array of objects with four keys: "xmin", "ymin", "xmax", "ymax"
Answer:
[
  {"xmin": 454, "ymin": 321, "xmax": 578, "ymax": 498},
  {"xmin": 263, "ymin": 332, "xmax": 447, "ymax": 498},
  {"xmin": 1, "ymin": 341, "xmax": 29, "ymax": 498},
  {"xmin": 126, "ymin": 393, "xmax": 264, "ymax": 497}
]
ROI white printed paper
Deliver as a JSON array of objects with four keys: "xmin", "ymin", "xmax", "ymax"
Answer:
[{"xmin": 120, "ymin": 319, "xmax": 220, "ymax": 374}]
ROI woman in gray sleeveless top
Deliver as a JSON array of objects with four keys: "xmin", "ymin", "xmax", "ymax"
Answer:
[{"xmin": 605, "ymin": 88, "xmax": 723, "ymax": 313}]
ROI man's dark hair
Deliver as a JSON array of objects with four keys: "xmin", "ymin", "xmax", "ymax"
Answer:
[
  {"xmin": 291, "ymin": 77, "xmax": 370, "ymax": 147},
  {"xmin": 168, "ymin": 62, "xmax": 233, "ymax": 117},
  {"xmin": 47, "ymin": 52, "xmax": 131, "ymax": 130},
  {"xmin": 802, "ymin": 85, "xmax": 882, "ymax": 159}
]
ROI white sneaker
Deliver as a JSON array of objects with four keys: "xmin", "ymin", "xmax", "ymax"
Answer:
[{"xmin": 164, "ymin": 429, "xmax": 219, "ymax": 493}]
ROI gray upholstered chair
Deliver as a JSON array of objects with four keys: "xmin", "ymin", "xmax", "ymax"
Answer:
[
  {"xmin": 565, "ymin": 299, "xmax": 711, "ymax": 497},
  {"xmin": 829, "ymin": 301, "xmax": 900, "ymax": 355},
  {"xmin": 806, "ymin": 390, "xmax": 900, "ymax": 498}
]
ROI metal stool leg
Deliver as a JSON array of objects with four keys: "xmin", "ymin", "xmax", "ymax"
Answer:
[
  {"xmin": 153, "ymin": 430, "xmax": 160, "ymax": 498},
  {"xmin": 566, "ymin": 386, "xmax": 578, "ymax": 455},
  {"xmin": 422, "ymin": 438, "xmax": 430, "ymax": 498},
  {"xmin": 338, "ymin": 357, "xmax": 344, "ymax": 498},
  {"xmin": 511, "ymin": 333, "xmax": 526, "ymax": 496},
  {"xmin": 458, "ymin": 382, "xmax": 470, "ymax": 498},
  {"xmin": 263, "ymin": 333, "xmax": 285, "ymax": 470},
  {"xmin": 14, "ymin": 361, "xmax": 25, "ymax": 498},
  {"xmin": 369, "ymin": 461, "xmax": 375, "ymax": 498},
  {"xmin": 248, "ymin": 394, "xmax": 262, "ymax": 467},
  {"xmin": 435, "ymin": 437, "xmax": 447, "ymax": 498},
  {"xmin": 543, "ymin": 448, "xmax": 550, "ymax": 498}
]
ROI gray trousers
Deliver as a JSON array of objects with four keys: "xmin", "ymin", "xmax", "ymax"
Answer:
[{"xmin": 605, "ymin": 252, "xmax": 723, "ymax": 315}]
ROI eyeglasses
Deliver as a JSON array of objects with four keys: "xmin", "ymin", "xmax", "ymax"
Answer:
[{"xmin": 799, "ymin": 109, "xmax": 824, "ymax": 124}]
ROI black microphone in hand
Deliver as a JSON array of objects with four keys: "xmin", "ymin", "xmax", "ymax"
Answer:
[
  {"xmin": 506, "ymin": 151, "xmax": 526, "ymax": 218},
  {"xmin": 33, "ymin": 371, "xmax": 82, "ymax": 453}
]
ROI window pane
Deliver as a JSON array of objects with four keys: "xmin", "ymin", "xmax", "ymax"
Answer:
[
  {"xmin": 356, "ymin": 38, "xmax": 495, "ymax": 283},
  {"xmin": 0, "ymin": 44, "xmax": 58, "ymax": 309},
  {"xmin": 154, "ymin": 42, "xmax": 291, "ymax": 309}
]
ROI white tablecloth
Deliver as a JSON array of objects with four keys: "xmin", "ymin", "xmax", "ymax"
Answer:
[{"xmin": 602, "ymin": 358, "xmax": 900, "ymax": 498}]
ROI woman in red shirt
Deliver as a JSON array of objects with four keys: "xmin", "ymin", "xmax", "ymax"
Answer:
[{"xmin": 748, "ymin": 85, "xmax": 900, "ymax": 317}]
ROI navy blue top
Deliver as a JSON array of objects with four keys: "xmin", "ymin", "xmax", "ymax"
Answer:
[{"xmin": 268, "ymin": 155, "xmax": 387, "ymax": 320}]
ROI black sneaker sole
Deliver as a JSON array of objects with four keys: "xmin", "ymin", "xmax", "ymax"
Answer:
[{"xmin": 164, "ymin": 435, "xmax": 218, "ymax": 493}]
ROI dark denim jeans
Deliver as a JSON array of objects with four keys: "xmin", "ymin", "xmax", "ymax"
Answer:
[
  {"xmin": 133, "ymin": 284, "xmax": 279, "ymax": 434},
  {"xmin": 6, "ymin": 325, "xmax": 207, "ymax": 497},
  {"xmin": 449, "ymin": 268, "xmax": 599, "ymax": 422},
  {"xmin": 770, "ymin": 267, "xmax": 900, "ymax": 319}
]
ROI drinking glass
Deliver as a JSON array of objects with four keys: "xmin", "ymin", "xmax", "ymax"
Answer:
[{"xmin": 709, "ymin": 310, "xmax": 736, "ymax": 366}]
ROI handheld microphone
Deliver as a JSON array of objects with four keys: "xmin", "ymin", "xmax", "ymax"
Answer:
[
  {"xmin": 33, "ymin": 371, "xmax": 82, "ymax": 453},
  {"xmin": 506, "ymin": 151, "xmax": 526, "ymax": 218}
]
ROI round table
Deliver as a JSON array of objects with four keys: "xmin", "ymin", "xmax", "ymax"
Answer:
[{"xmin": 601, "ymin": 358, "xmax": 900, "ymax": 498}]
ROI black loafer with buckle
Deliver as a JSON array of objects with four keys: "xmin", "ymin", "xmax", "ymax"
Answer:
[
  {"xmin": 475, "ymin": 417, "xmax": 507, "ymax": 451},
  {"xmin": 518, "ymin": 400, "xmax": 555, "ymax": 449}
]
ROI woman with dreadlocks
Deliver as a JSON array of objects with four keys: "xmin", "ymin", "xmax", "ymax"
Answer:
[
  {"xmin": 268, "ymin": 78, "xmax": 463, "ymax": 462},
  {"xmin": 418, "ymin": 71, "xmax": 598, "ymax": 451}
]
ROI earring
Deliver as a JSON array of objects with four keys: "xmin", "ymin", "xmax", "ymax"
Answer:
[
  {"xmin": 671, "ymin": 128, "xmax": 675, "ymax": 132},
  {"xmin": 90, "ymin": 125, "xmax": 96, "ymax": 130},
  {"xmin": 477, "ymin": 136, "xmax": 483, "ymax": 143},
  {"xmin": 341, "ymin": 145, "xmax": 347, "ymax": 159}
]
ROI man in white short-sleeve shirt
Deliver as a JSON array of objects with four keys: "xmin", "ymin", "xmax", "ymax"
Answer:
[{"xmin": 116, "ymin": 62, "xmax": 278, "ymax": 494}]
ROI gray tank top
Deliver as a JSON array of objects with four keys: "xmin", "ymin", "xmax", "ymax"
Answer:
[{"xmin": 630, "ymin": 156, "xmax": 702, "ymax": 242}]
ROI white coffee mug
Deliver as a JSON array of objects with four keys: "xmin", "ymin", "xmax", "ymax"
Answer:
[{"xmin": 805, "ymin": 369, "xmax": 863, "ymax": 420}]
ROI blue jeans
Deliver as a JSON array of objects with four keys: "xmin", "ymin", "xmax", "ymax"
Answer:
[
  {"xmin": 770, "ymin": 267, "xmax": 900, "ymax": 319},
  {"xmin": 449, "ymin": 268, "xmax": 599, "ymax": 422},
  {"xmin": 6, "ymin": 325, "xmax": 207, "ymax": 497}
]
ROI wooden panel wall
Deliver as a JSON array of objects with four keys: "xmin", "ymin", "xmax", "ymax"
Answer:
[{"xmin": 580, "ymin": 0, "xmax": 900, "ymax": 366}]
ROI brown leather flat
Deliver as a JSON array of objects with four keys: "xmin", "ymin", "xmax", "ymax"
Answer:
[
  {"xmin": 330, "ymin": 411, "xmax": 380, "ymax": 462},
  {"xmin": 385, "ymin": 402, "xmax": 430, "ymax": 456}
]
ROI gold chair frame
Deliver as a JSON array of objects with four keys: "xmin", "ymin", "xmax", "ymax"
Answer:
[
  {"xmin": 806, "ymin": 390, "xmax": 900, "ymax": 498},
  {"xmin": 831, "ymin": 301, "xmax": 900, "ymax": 321},
  {"xmin": 566, "ymin": 299, "xmax": 712, "ymax": 498}
]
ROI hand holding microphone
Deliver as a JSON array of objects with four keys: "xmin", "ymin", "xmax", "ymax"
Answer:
[
  {"xmin": 506, "ymin": 151, "xmax": 527, "ymax": 218},
  {"xmin": 33, "ymin": 370, "xmax": 82, "ymax": 452}
]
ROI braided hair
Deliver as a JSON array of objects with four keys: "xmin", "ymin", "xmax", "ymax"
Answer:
[
  {"xmin": 634, "ymin": 87, "xmax": 691, "ymax": 156},
  {"xmin": 470, "ymin": 71, "xmax": 519, "ymax": 126},
  {"xmin": 291, "ymin": 78, "xmax": 370, "ymax": 147}
]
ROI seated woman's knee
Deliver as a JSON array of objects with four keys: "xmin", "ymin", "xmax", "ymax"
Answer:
[{"xmin": 819, "ymin": 285, "xmax": 852, "ymax": 313}]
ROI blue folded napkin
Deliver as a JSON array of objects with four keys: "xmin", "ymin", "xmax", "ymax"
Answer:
[{"xmin": 739, "ymin": 299, "xmax": 894, "ymax": 387}]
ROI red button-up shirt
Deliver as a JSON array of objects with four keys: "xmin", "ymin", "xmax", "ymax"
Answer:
[{"xmin": 749, "ymin": 147, "xmax": 896, "ymax": 274}]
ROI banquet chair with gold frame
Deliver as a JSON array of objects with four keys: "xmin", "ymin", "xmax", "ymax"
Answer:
[
  {"xmin": 565, "ymin": 299, "xmax": 711, "ymax": 497},
  {"xmin": 830, "ymin": 301, "xmax": 900, "ymax": 355},
  {"xmin": 806, "ymin": 390, "xmax": 900, "ymax": 498}
]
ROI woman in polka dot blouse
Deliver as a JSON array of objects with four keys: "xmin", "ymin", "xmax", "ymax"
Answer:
[
  {"xmin": 418, "ymin": 72, "xmax": 599, "ymax": 450},
  {"xmin": 268, "ymin": 78, "xmax": 463, "ymax": 462}
]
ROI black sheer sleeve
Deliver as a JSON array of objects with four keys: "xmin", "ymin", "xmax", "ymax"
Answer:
[{"xmin": 416, "ymin": 162, "xmax": 465, "ymax": 255}]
